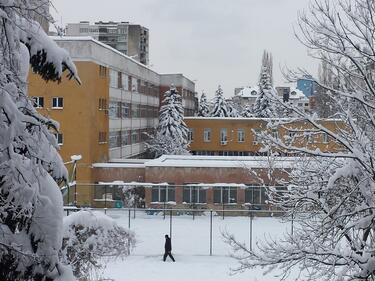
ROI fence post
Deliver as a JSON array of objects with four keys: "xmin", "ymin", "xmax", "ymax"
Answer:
[
  {"xmin": 169, "ymin": 209, "xmax": 172, "ymax": 238},
  {"xmin": 128, "ymin": 208, "xmax": 131, "ymax": 229},
  {"xmin": 210, "ymin": 209, "xmax": 213, "ymax": 256},
  {"xmin": 249, "ymin": 211, "xmax": 253, "ymax": 251}
]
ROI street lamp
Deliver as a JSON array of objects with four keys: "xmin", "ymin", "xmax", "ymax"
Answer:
[{"xmin": 70, "ymin": 155, "xmax": 82, "ymax": 206}]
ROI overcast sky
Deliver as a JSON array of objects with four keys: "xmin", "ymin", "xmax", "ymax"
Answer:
[{"xmin": 51, "ymin": 0, "xmax": 317, "ymax": 98}]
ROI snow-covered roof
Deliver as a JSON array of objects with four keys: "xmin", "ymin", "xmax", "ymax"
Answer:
[
  {"xmin": 51, "ymin": 36, "xmax": 158, "ymax": 74},
  {"xmin": 289, "ymin": 88, "xmax": 308, "ymax": 100},
  {"xmin": 92, "ymin": 159, "xmax": 149, "ymax": 169},
  {"xmin": 236, "ymin": 86, "xmax": 260, "ymax": 98},
  {"xmin": 145, "ymin": 155, "xmax": 297, "ymax": 169}
]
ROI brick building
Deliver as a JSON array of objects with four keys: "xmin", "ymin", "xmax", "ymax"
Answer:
[{"xmin": 92, "ymin": 155, "xmax": 291, "ymax": 210}]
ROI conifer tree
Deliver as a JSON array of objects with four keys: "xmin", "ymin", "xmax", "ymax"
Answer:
[
  {"xmin": 147, "ymin": 86, "xmax": 189, "ymax": 157},
  {"xmin": 198, "ymin": 91, "xmax": 210, "ymax": 117},
  {"xmin": 210, "ymin": 85, "xmax": 229, "ymax": 117}
]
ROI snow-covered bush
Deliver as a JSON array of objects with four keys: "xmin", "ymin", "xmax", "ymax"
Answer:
[
  {"xmin": 226, "ymin": 0, "xmax": 375, "ymax": 280},
  {"xmin": 146, "ymin": 86, "xmax": 189, "ymax": 157},
  {"xmin": 61, "ymin": 210, "xmax": 135, "ymax": 281},
  {"xmin": 0, "ymin": 1, "xmax": 80, "ymax": 280}
]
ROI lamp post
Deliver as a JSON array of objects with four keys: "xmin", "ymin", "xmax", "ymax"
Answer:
[{"xmin": 70, "ymin": 155, "xmax": 82, "ymax": 207}]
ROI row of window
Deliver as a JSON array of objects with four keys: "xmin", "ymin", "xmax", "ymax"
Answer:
[
  {"xmin": 32, "ymin": 97, "xmax": 63, "ymax": 109},
  {"xmin": 188, "ymin": 128, "xmax": 331, "ymax": 145},
  {"xmin": 109, "ymin": 69, "xmax": 159, "ymax": 97},
  {"xmin": 109, "ymin": 129, "xmax": 154, "ymax": 149},
  {"xmin": 150, "ymin": 185, "xmax": 286, "ymax": 205},
  {"xmin": 108, "ymin": 101, "xmax": 159, "ymax": 119}
]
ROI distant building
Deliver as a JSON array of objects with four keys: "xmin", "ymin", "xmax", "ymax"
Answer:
[
  {"xmin": 66, "ymin": 21, "xmax": 149, "ymax": 65},
  {"xmin": 233, "ymin": 86, "xmax": 310, "ymax": 113},
  {"xmin": 297, "ymin": 75, "xmax": 317, "ymax": 97},
  {"xmin": 185, "ymin": 117, "xmax": 344, "ymax": 156}
]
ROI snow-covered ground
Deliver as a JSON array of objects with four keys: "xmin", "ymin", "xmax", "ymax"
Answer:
[{"xmin": 98, "ymin": 210, "xmax": 292, "ymax": 281}]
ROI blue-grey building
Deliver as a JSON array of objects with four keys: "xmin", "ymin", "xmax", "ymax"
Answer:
[{"xmin": 297, "ymin": 75, "xmax": 316, "ymax": 97}]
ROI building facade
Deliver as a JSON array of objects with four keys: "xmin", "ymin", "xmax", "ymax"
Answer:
[
  {"xmin": 92, "ymin": 155, "xmax": 291, "ymax": 211},
  {"xmin": 28, "ymin": 37, "xmax": 195, "ymax": 205},
  {"xmin": 232, "ymin": 86, "xmax": 310, "ymax": 113},
  {"xmin": 66, "ymin": 21, "xmax": 149, "ymax": 65},
  {"xmin": 185, "ymin": 117, "xmax": 344, "ymax": 156},
  {"xmin": 159, "ymin": 74, "xmax": 197, "ymax": 117}
]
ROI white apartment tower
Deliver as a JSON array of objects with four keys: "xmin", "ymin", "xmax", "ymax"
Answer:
[{"xmin": 66, "ymin": 21, "xmax": 149, "ymax": 65}]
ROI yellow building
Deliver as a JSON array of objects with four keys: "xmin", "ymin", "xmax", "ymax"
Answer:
[
  {"xmin": 185, "ymin": 117, "xmax": 344, "ymax": 156},
  {"xmin": 28, "ymin": 37, "xmax": 196, "ymax": 206}
]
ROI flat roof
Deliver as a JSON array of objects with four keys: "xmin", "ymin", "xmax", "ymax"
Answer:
[{"xmin": 145, "ymin": 155, "xmax": 297, "ymax": 169}]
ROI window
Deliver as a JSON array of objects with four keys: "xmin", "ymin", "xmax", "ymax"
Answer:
[
  {"xmin": 213, "ymin": 187, "xmax": 237, "ymax": 204},
  {"xmin": 99, "ymin": 98, "xmax": 107, "ymax": 111},
  {"xmin": 98, "ymin": 132, "xmax": 107, "ymax": 144},
  {"xmin": 220, "ymin": 128, "xmax": 227, "ymax": 143},
  {"xmin": 237, "ymin": 129, "xmax": 245, "ymax": 142},
  {"xmin": 109, "ymin": 69, "xmax": 117, "ymax": 88},
  {"xmin": 253, "ymin": 129, "xmax": 261, "ymax": 144},
  {"xmin": 121, "ymin": 102, "xmax": 130, "ymax": 118},
  {"xmin": 272, "ymin": 129, "xmax": 279, "ymax": 139},
  {"xmin": 151, "ymin": 186, "xmax": 175, "ymax": 202},
  {"xmin": 52, "ymin": 97, "xmax": 63, "ymax": 109},
  {"xmin": 32, "ymin": 96, "xmax": 44, "ymax": 108},
  {"xmin": 131, "ymin": 131, "xmax": 139, "ymax": 144},
  {"xmin": 183, "ymin": 186, "xmax": 206, "ymax": 203},
  {"xmin": 203, "ymin": 128, "xmax": 211, "ymax": 142},
  {"xmin": 122, "ymin": 73, "xmax": 129, "ymax": 90},
  {"xmin": 322, "ymin": 133, "xmax": 329, "ymax": 144},
  {"xmin": 306, "ymin": 133, "xmax": 314, "ymax": 144},
  {"xmin": 188, "ymin": 129, "xmax": 194, "ymax": 142},
  {"xmin": 109, "ymin": 131, "xmax": 121, "ymax": 148},
  {"xmin": 54, "ymin": 133, "xmax": 63, "ymax": 145},
  {"xmin": 131, "ymin": 104, "xmax": 140, "ymax": 118},
  {"xmin": 117, "ymin": 72, "xmax": 122, "ymax": 88},
  {"xmin": 120, "ymin": 130, "xmax": 129, "ymax": 146},
  {"xmin": 245, "ymin": 185, "xmax": 262, "ymax": 204},
  {"xmin": 99, "ymin": 65, "xmax": 107, "ymax": 77}
]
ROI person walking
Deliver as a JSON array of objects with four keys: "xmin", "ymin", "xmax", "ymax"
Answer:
[{"xmin": 163, "ymin": 234, "xmax": 175, "ymax": 262}]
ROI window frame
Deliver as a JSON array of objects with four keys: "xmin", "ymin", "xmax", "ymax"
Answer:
[{"xmin": 52, "ymin": 97, "xmax": 63, "ymax": 109}]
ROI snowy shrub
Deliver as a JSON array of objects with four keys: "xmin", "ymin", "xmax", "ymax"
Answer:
[
  {"xmin": 0, "ymin": 1, "xmax": 80, "ymax": 280},
  {"xmin": 61, "ymin": 210, "xmax": 136, "ymax": 281},
  {"xmin": 198, "ymin": 92, "xmax": 210, "ymax": 117}
]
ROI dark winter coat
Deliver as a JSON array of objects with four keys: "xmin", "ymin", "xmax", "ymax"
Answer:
[{"xmin": 165, "ymin": 237, "xmax": 172, "ymax": 252}]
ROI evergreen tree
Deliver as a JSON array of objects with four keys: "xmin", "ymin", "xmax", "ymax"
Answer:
[
  {"xmin": 227, "ymin": 100, "xmax": 240, "ymax": 117},
  {"xmin": 241, "ymin": 104, "xmax": 253, "ymax": 117},
  {"xmin": 0, "ymin": 1, "xmax": 80, "ymax": 280},
  {"xmin": 210, "ymin": 85, "xmax": 229, "ymax": 117},
  {"xmin": 147, "ymin": 86, "xmax": 189, "ymax": 157},
  {"xmin": 198, "ymin": 91, "xmax": 210, "ymax": 117},
  {"xmin": 252, "ymin": 66, "xmax": 274, "ymax": 118}
]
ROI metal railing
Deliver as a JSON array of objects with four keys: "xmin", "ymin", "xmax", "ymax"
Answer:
[{"xmin": 64, "ymin": 207, "xmax": 292, "ymax": 256}]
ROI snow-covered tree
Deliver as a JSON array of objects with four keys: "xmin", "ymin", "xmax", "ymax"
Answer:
[
  {"xmin": 210, "ymin": 85, "xmax": 229, "ymax": 117},
  {"xmin": 0, "ymin": 1, "xmax": 80, "ymax": 280},
  {"xmin": 261, "ymin": 50, "xmax": 273, "ymax": 85},
  {"xmin": 241, "ymin": 104, "xmax": 253, "ymax": 117},
  {"xmin": 61, "ymin": 210, "xmax": 135, "ymax": 281},
  {"xmin": 252, "ymin": 66, "xmax": 275, "ymax": 118},
  {"xmin": 198, "ymin": 91, "xmax": 210, "ymax": 117},
  {"xmin": 226, "ymin": 1, "xmax": 375, "ymax": 280},
  {"xmin": 227, "ymin": 100, "xmax": 240, "ymax": 117},
  {"xmin": 147, "ymin": 86, "xmax": 189, "ymax": 157}
]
